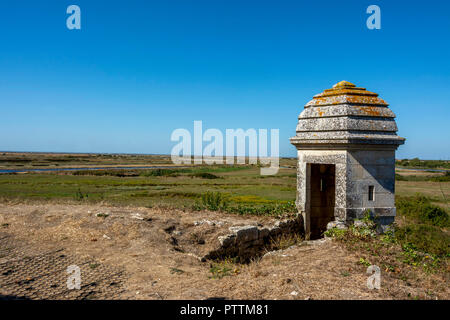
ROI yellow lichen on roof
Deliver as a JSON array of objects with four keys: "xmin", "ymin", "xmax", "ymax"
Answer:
[
  {"xmin": 305, "ymin": 81, "xmax": 389, "ymax": 108},
  {"xmin": 332, "ymin": 80, "xmax": 356, "ymax": 88},
  {"xmin": 317, "ymin": 88, "xmax": 378, "ymax": 98}
]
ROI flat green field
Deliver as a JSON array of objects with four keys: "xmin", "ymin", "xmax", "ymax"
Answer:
[
  {"xmin": 0, "ymin": 158, "xmax": 448, "ymax": 213},
  {"xmin": 0, "ymin": 165, "xmax": 296, "ymax": 209}
]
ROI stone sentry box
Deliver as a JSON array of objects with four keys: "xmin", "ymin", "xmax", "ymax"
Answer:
[{"xmin": 290, "ymin": 81, "xmax": 405, "ymax": 239}]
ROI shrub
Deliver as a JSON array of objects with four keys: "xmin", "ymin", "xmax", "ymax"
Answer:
[
  {"xmin": 396, "ymin": 195, "xmax": 449, "ymax": 228},
  {"xmin": 323, "ymin": 227, "xmax": 347, "ymax": 239},
  {"xmin": 201, "ymin": 192, "xmax": 229, "ymax": 211},
  {"xmin": 74, "ymin": 188, "xmax": 88, "ymax": 201},
  {"xmin": 324, "ymin": 194, "xmax": 449, "ymax": 272},
  {"xmin": 190, "ymin": 172, "xmax": 220, "ymax": 179},
  {"xmin": 395, "ymin": 224, "xmax": 449, "ymax": 258},
  {"xmin": 430, "ymin": 171, "xmax": 450, "ymax": 182},
  {"xmin": 141, "ymin": 168, "xmax": 182, "ymax": 177}
]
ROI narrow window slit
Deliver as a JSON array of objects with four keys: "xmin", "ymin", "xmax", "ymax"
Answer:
[{"xmin": 368, "ymin": 186, "xmax": 375, "ymax": 201}]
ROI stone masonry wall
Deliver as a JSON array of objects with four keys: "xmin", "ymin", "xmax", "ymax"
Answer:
[
  {"xmin": 345, "ymin": 149, "xmax": 396, "ymax": 224},
  {"xmin": 204, "ymin": 215, "xmax": 304, "ymax": 262},
  {"xmin": 295, "ymin": 148, "xmax": 397, "ymax": 236}
]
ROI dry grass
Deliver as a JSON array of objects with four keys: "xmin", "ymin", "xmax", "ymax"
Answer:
[{"xmin": 1, "ymin": 202, "xmax": 448, "ymax": 300}]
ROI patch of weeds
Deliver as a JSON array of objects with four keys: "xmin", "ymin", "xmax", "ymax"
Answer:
[
  {"xmin": 74, "ymin": 188, "xmax": 88, "ymax": 201},
  {"xmin": 170, "ymin": 267, "xmax": 184, "ymax": 275},
  {"xmin": 382, "ymin": 263, "xmax": 396, "ymax": 273},
  {"xmin": 200, "ymin": 192, "xmax": 229, "ymax": 211},
  {"xmin": 189, "ymin": 172, "xmax": 220, "ymax": 179},
  {"xmin": 209, "ymin": 258, "xmax": 239, "ymax": 279},
  {"xmin": 227, "ymin": 201, "xmax": 297, "ymax": 219},
  {"xmin": 191, "ymin": 201, "xmax": 203, "ymax": 211},
  {"xmin": 349, "ymin": 224, "xmax": 376, "ymax": 239},
  {"xmin": 190, "ymin": 232, "xmax": 205, "ymax": 245},
  {"xmin": 89, "ymin": 263, "xmax": 100, "ymax": 269},
  {"xmin": 267, "ymin": 233, "xmax": 303, "ymax": 251},
  {"xmin": 395, "ymin": 173, "xmax": 407, "ymax": 181},
  {"xmin": 395, "ymin": 224, "xmax": 449, "ymax": 258},
  {"xmin": 1, "ymin": 223, "xmax": 9, "ymax": 228},
  {"xmin": 381, "ymin": 228, "xmax": 397, "ymax": 244},
  {"xmin": 358, "ymin": 257, "xmax": 371, "ymax": 267},
  {"xmin": 399, "ymin": 242, "xmax": 441, "ymax": 271},
  {"xmin": 325, "ymin": 198, "xmax": 448, "ymax": 273},
  {"xmin": 96, "ymin": 213, "xmax": 109, "ymax": 218},
  {"xmin": 153, "ymin": 191, "xmax": 198, "ymax": 199},
  {"xmin": 140, "ymin": 168, "xmax": 183, "ymax": 177},
  {"xmin": 230, "ymin": 195, "xmax": 273, "ymax": 204},
  {"xmin": 324, "ymin": 227, "xmax": 347, "ymax": 239},
  {"xmin": 396, "ymin": 194, "xmax": 449, "ymax": 228},
  {"xmin": 341, "ymin": 271, "xmax": 350, "ymax": 277},
  {"xmin": 430, "ymin": 171, "xmax": 450, "ymax": 182}
]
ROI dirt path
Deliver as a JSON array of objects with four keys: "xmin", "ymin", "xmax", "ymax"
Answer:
[{"xmin": 0, "ymin": 203, "xmax": 447, "ymax": 300}]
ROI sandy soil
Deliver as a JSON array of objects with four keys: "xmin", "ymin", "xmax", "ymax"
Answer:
[{"xmin": 0, "ymin": 202, "xmax": 447, "ymax": 300}]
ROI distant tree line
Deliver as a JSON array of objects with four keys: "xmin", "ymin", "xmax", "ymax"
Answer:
[{"xmin": 396, "ymin": 158, "xmax": 450, "ymax": 169}]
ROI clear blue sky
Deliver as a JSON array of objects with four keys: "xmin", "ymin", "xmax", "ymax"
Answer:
[{"xmin": 0, "ymin": 0, "xmax": 449, "ymax": 159}]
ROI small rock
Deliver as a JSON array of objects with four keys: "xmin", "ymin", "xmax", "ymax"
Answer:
[
  {"xmin": 354, "ymin": 220, "xmax": 368, "ymax": 228},
  {"xmin": 262, "ymin": 251, "xmax": 276, "ymax": 258},
  {"xmin": 194, "ymin": 219, "xmax": 217, "ymax": 226},
  {"xmin": 131, "ymin": 213, "xmax": 144, "ymax": 220},
  {"xmin": 326, "ymin": 221, "xmax": 347, "ymax": 230},
  {"xmin": 376, "ymin": 223, "xmax": 394, "ymax": 234},
  {"xmin": 103, "ymin": 234, "xmax": 111, "ymax": 240},
  {"xmin": 290, "ymin": 291, "xmax": 298, "ymax": 296}
]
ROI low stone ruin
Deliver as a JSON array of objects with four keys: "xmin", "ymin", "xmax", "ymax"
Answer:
[{"xmin": 204, "ymin": 216, "xmax": 304, "ymax": 262}]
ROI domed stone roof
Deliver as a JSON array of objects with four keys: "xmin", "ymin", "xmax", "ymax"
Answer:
[{"xmin": 290, "ymin": 81, "xmax": 405, "ymax": 148}]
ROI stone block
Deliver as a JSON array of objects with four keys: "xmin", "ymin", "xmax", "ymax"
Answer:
[
  {"xmin": 268, "ymin": 226, "xmax": 281, "ymax": 236},
  {"xmin": 259, "ymin": 228, "xmax": 270, "ymax": 239},
  {"xmin": 218, "ymin": 234, "xmax": 236, "ymax": 247},
  {"xmin": 229, "ymin": 225, "xmax": 259, "ymax": 242}
]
